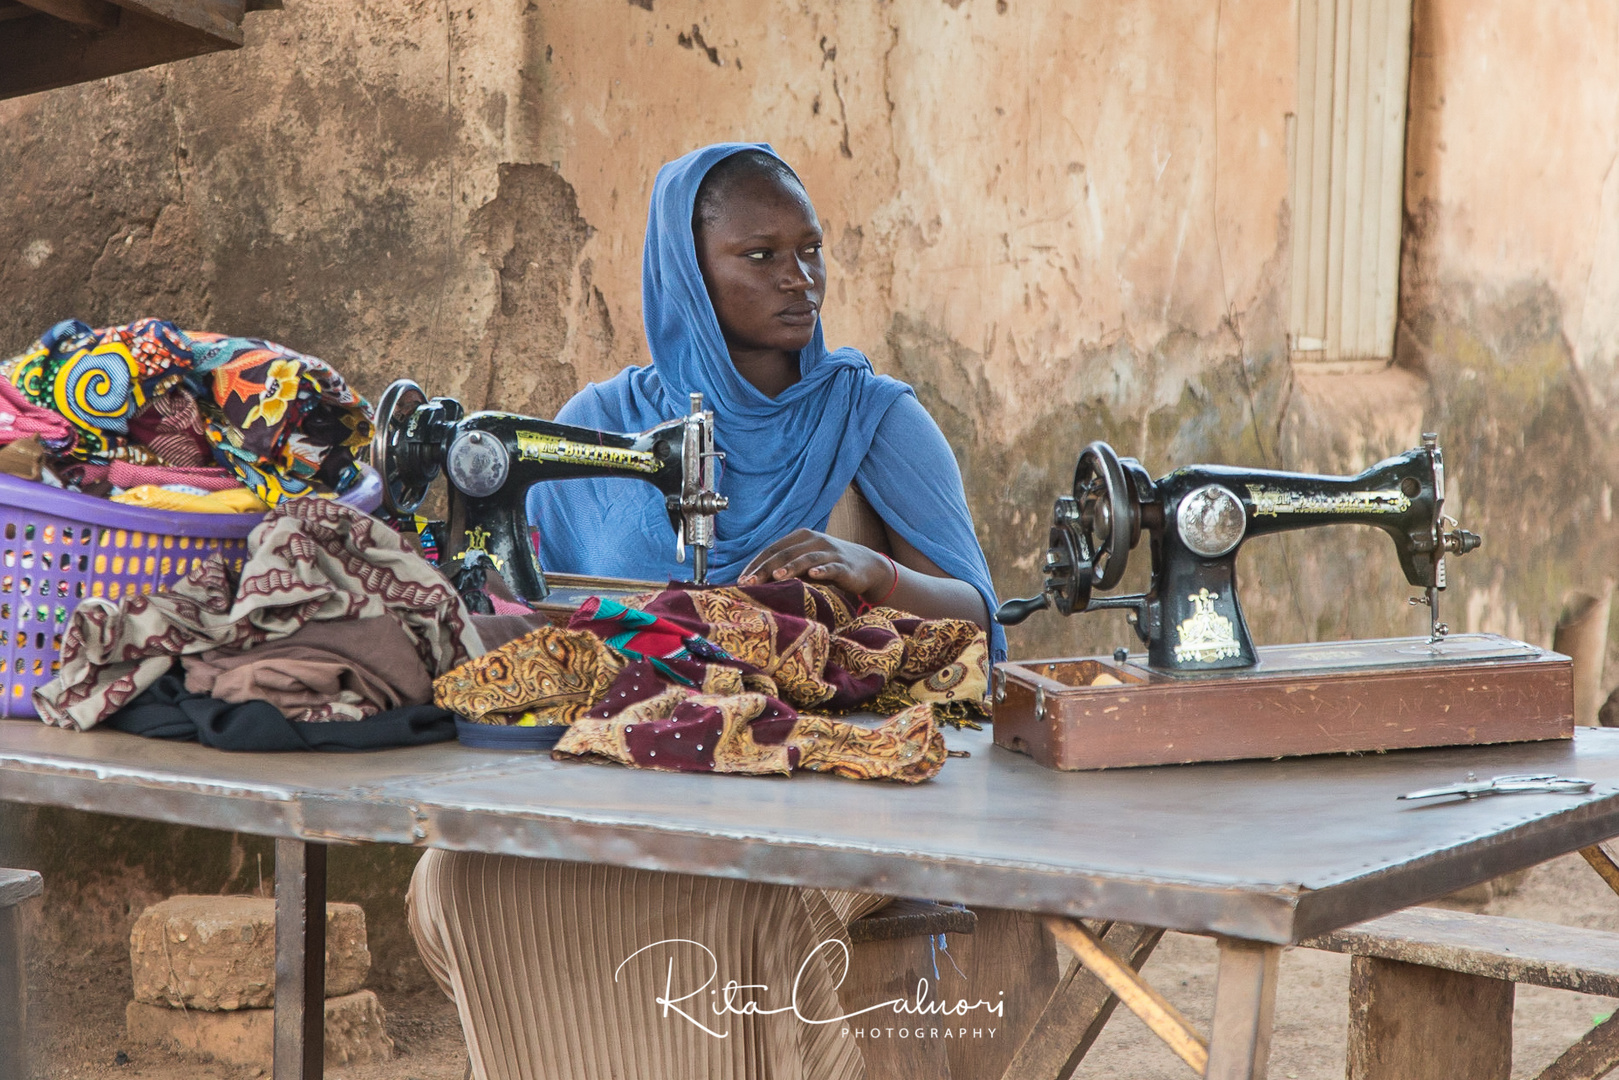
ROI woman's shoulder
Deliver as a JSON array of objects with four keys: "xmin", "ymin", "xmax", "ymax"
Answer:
[{"xmin": 553, "ymin": 364, "xmax": 665, "ymax": 428}]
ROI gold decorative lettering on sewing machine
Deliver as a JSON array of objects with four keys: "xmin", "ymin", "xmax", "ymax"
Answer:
[
  {"xmin": 367, "ymin": 379, "xmax": 727, "ymax": 603},
  {"xmin": 513, "ymin": 431, "xmax": 661, "ymax": 474},
  {"xmin": 1247, "ymin": 485, "xmax": 1411, "ymax": 517},
  {"xmin": 990, "ymin": 435, "xmax": 1578, "ymax": 772},
  {"xmin": 995, "ymin": 434, "xmax": 1484, "ymax": 673}
]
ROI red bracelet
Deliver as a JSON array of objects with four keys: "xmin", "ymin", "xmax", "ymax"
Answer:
[{"xmin": 858, "ymin": 553, "xmax": 898, "ymax": 612}]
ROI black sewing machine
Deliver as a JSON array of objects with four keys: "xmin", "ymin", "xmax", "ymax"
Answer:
[
  {"xmin": 996, "ymin": 434, "xmax": 1484, "ymax": 672},
  {"xmin": 988, "ymin": 435, "xmax": 1574, "ymax": 770},
  {"xmin": 369, "ymin": 378, "xmax": 726, "ymax": 602}
]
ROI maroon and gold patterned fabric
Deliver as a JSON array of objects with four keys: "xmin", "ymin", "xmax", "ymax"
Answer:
[
  {"xmin": 429, "ymin": 579, "xmax": 984, "ymax": 782},
  {"xmin": 574, "ymin": 579, "xmax": 991, "ymax": 717},
  {"xmin": 555, "ymin": 692, "xmax": 946, "ymax": 783},
  {"xmin": 431, "ymin": 626, "xmax": 625, "ymax": 727}
]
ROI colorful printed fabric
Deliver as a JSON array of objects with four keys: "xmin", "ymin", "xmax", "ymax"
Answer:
[
  {"xmin": 191, "ymin": 330, "xmax": 372, "ymax": 503},
  {"xmin": 63, "ymin": 460, "xmax": 243, "ymax": 493},
  {"xmin": 568, "ymin": 596, "xmax": 735, "ymax": 685},
  {"xmin": 1, "ymin": 319, "xmax": 190, "ymax": 461},
  {"xmin": 0, "ymin": 377, "xmax": 75, "ymax": 452},
  {"xmin": 573, "ymin": 579, "xmax": 991, "ymax": 718},
  {"xmin": 1, "ymin": 318, "xmax": 373, "ymax": 504},
  {"xmin": 555, "ymin": 692, "xmax": 946, "ymax": 783},
  {"xmin": 128, "ymin": 388, "xmax": 214, "ymax": 468},
  {"xmin": 429, "ymin": 623, "xmax": 949, "ymax": 781},
  {"xmin": 432, "ymin": 626, "xmax": 625, "ymax": 726},
  {"xmin": 110, "ymin": 485, "xmax": 269, "ymax": 514},
  {"xmin": 36, "ymin": 499, "xmax": 483, "ymax": 731},
  {"xmin": 426, "ymin": 579, "xmax": 983, "ymax": 782}
]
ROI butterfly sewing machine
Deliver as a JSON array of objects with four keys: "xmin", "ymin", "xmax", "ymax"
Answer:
[
  {"xmin": 369, "ymin": 378, "xmax": 725, "ymax": 604},
  {"xmin": 991, "ymin": 435, "xmax": 1575, "ymax": 769}
]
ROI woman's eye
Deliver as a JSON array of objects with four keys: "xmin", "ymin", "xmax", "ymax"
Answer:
[
  {"xmin": 744, "ymin": 250, "xmax": 770, "ymax": 261},
  {"xmin": 804, "ymin": 243, "xmax": 823, "ymax": 256}
]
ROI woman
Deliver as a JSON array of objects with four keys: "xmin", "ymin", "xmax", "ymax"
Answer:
[
  {"xmin": 411, "ymin": 143, "xmax": 1003, "ymax": 1080},
  {"xmin": 529, "ymin": 143, "xmax": 1002, "ymax": 649}
]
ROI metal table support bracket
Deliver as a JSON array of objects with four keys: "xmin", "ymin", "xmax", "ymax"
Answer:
[{"xmin": 274, "ymin": 839, "xmax": 326, "ymax": 1080}]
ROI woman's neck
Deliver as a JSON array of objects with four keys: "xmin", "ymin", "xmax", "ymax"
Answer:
[{"xmin": 728, "ymin": 347, "xmax": 801, "ymax": 399}]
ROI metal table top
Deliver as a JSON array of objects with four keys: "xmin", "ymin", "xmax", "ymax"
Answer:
[{"xmin": 4, "ymin": 718, "xmax": 1619, "ymax": 944}]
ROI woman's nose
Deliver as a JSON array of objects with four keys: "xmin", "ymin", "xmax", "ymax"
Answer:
[{"xmin": 780, "ymin": 254, "xmax": 814, "ymax": 291}]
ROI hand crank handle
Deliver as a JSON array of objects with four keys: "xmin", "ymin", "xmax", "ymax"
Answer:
[{"xmin": 995, "ymin": 594, "xmax": 1051, "ymax": 626}]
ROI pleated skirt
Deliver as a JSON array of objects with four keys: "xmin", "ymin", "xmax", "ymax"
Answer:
[{"xmin": 408, "ymin": 849, "xmax": 888, "ymax": 1080}]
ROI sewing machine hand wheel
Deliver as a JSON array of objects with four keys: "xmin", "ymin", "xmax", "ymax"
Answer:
[
  {"xmin": 994, "ymin": 502, "xmax": 1095, "ymax": 625},
  {"xmin": 1074, "ymin": 441, "xmax": 1133, "ymax": 590},
  {"xmin": 372, "ymin": 378, "xmax": 435, "ymax": 516}
]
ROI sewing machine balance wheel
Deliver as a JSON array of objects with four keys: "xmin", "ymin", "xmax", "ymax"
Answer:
[
  {"xmin": 1073, "ymin": 441, "xmax": 1136, "ymax": 589},
  {"xmin": 371, "ymin": 378, "xmax": 437, "ymax": 516}
]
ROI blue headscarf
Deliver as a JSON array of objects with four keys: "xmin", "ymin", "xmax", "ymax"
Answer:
[{"xmin": 529, "ymin": 142, "xmax": 1005, "ymax": 659}]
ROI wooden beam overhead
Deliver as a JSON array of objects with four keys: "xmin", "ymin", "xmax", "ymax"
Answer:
[
  {"xmin": 16, "ymin": 0, "xmax": 120, "ymax": 29},
  {"xmin": 0, "ymin": 2, "xmax": 40, "ymax": 22},
  {"xmin": 0, "ymin": 7, "xmax": 229, "ymax": 101},
  {"xmin": 107, "ymin": 0, "xmax": 244, "ymax": 46}
]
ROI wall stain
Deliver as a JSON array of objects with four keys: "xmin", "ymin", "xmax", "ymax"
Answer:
[{"xmin": 469, "ymin": 163, "xmax": 595, "ymax": 417}]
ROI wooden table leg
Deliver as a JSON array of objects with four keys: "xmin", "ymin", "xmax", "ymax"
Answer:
[
  {"xmin": 1000, "ymin": 922, "xmax": 1163, "ymax": 1080},
  {"xmin": 1205, "ymin": 939, "xmax": 1281, "ymax": 1080},
  {"xmin": 0, "ymin": 897, "xmax": 30, "ymax": 1080},
  {"xmin": 274, "ymin": 839, "xmax": 327, "ymax": 1080},
  {"xmin": 1345, "ymin": 955, "xmax": 1512, "ymax": 1080}
]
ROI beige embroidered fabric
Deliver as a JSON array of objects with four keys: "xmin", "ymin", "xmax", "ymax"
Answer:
[
  {"xmin": 407, "ymin": 488, "xmax": 896, "ymax": 1079},
  {"xmin": 408, "ymin": 852, "xmax": 887, "ymax": 1080}
]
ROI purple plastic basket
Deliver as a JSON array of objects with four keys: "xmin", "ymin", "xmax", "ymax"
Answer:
[{"xmin": 0, "ymin": 467, "xmax": 383, "ymax": 718}]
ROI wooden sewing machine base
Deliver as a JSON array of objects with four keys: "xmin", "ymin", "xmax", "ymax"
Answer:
[{"xmin": 993, "ymin": 633, "xmax": 1574, "ymax": 771}]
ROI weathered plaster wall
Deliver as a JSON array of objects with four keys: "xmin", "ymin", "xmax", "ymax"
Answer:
[
  {"xmin": 1390, "ymin": 0, "xmax": 1619, "ymax": 654},
  {"xmin": 0, "ymin": 0, "xmax": 1301, "ymax": 663},
  {"xmin": 3, "ymin": 0, "xmax": 1619, "ymax": 989}
]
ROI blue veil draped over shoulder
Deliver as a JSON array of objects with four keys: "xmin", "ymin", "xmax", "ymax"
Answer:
[{"xmin": 528, "ymin": 142, "xmax": 1005, "ymax": 660}]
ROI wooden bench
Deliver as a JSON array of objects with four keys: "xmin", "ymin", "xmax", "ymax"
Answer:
[
  {"xmin": 0, "ymin": 867, "xmax": 42, "ymax": 1080},
  {"xmin": 844, "ymin": 899, "xmax": 1063, "ymax": 1080},
  {"xmin": 1304, "ymin": 905, "xmax": 1619, "ymax": 1080}
]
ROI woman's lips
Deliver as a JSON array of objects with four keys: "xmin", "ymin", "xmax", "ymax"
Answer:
[{"xmin": 776, "ymin": 302, "xmax": 819, "ymax": 325}]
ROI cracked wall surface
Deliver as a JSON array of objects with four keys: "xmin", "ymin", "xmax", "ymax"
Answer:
[{"xmin": 2, "ymin": 0, "xmax": 1619, "ymax": 983}]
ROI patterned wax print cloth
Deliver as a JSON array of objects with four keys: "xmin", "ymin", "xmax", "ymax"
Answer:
[
  {"xmin": 110, "ymin": 486, "xmax": 269, "ymax": 514},
  {"xmin": 35, "ymin": 499, "xmax": 483, "ymax": 730},
  {"xmin": 432, "ymin": 624, "xmax": 946, "ymax": 782},
  {"xmin": 433, "ymin": 579, "xmax": 985, "ymax": 782},
  {"xmin": 569, "ymin": 597, "xmax": 736, "ymax": 681},
  {"xmin": 190, "ymin": 329, "xmax": 372, "ymax": 502},
  {"xmin": 431, "ymin": 626, "xmax": 626, "ymax": 727},
  {"xmin": 572, "ymin": 579, "xmax": 992, "ymax": 718},
  {"xmin": 1, "ymin": 318, "xmax": 373, "ymax": 503},
  {"xmin": 556, "ymin": 674, "xmax": 948, "ymax": 783},
  {"xmin": 0, "ymin": 377, "xmax": 75, "ymax": 453}
]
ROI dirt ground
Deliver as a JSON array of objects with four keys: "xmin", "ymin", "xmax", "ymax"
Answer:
[{"xmin": 23, "ymin": 851, "xmax": 1619, "ymax": 1080}]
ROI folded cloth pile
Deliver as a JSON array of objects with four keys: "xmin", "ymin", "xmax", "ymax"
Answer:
[
  {"xmin": 34, "ymin": 498, "xmax": 484, "ymax": 732},
  {"xmin": 0, "ymin": 317, "xmax": 373, "ymax": 506},
  {"xmin": 433, "ymin": 580, "xmax": 990, "ymax": 783}
]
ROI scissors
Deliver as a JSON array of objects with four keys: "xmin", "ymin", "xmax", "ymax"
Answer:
[{"xmin": 1398, "ymin": 773, "xmax": 1596, "ymax": 801}]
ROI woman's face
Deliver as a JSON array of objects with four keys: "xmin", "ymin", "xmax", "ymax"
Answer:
[{"xmin": 694, "ymin": 172, "xmax": 826, "ymax": 356}]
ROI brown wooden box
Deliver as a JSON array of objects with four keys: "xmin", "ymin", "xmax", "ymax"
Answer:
[{"xmin": 992, "ymin": 634, "xmax": 1574, "ymax": 771}]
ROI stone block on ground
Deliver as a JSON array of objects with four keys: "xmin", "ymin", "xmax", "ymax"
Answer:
[
  {"xmin": 125, "ymin": 989, "xmax": 393, "ymax": 1067},
  {"xmin": 130, "ymin": 895, "xmax": 369, "ymax": 1010}
]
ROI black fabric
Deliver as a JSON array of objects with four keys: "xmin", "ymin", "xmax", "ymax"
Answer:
[{"xmin": 107, "ymin": 670, "xmax": 456, "ymax": 752}]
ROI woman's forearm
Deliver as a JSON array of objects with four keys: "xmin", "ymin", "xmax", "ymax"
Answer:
[{"xmin": 865, "ymin": 559, "xmax": 989, "ymax": 631}]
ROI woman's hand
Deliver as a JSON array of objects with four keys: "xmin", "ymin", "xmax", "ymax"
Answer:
[{"xmin": 737, "ymin": 529, "xmax": 893, "ymax": 599}]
